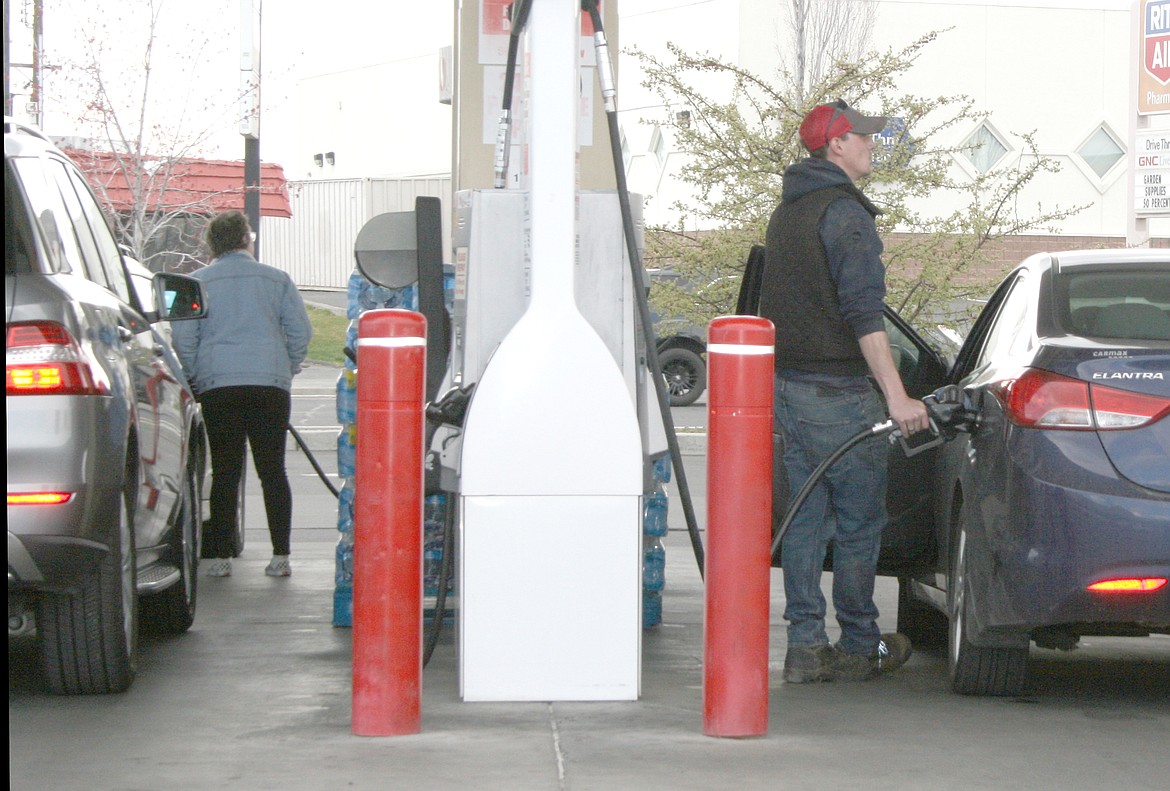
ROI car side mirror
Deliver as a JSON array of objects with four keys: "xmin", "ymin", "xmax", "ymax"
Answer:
[{"xmin": 154, "ymin": 273, "xmax": 208, "ymax": 321}]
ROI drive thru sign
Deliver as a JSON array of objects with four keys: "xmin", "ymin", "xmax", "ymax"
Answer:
[{"xmin": 1134, "ymin": 129, "xmax": 1170, "ymax": 215}]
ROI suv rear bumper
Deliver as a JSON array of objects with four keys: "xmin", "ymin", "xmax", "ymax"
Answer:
[{"xmin": 6, "ymin": 393, "xmax": 126, "ymax": 588}]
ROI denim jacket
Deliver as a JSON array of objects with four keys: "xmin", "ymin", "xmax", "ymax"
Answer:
[{"xmin": 172, "ymin": 250, "xmax": 312, "ymax": 394}]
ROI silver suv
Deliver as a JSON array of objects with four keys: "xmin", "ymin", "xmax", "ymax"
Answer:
[{"xmin": 6, "ymin": 119, "xmax": 208, "ymax": 694}]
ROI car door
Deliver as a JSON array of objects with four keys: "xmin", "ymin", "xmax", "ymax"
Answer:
[
  {"xmin": 877, "ymin": 308, "xmax": 950, "ymax": 574},
  {"xmin": 51, "ymin": 158, "xmax": 184, "ymax": 551}
]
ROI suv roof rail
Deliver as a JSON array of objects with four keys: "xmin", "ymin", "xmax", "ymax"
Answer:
[{"xmin": 3, "ymin": 116, "xmax": 54, "ymax": 144}]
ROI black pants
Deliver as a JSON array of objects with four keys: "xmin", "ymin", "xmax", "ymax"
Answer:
[{"xmin": 200, "ymin": 386, "xmax": 292, "ymax": 558}]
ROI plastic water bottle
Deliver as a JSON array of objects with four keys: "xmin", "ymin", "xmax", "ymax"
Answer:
[
  {"xmin": 334, "ymin": 532, "xmax": 355, "ymax": 588},
  {"xmin": 652, "ymin": 454, "xmax": 672, "ymax": 484},
  {"xmin": 344, "ymin": 320, "xmax": 359, "ymax": 370},
  {"xmin": 335, "ymin": 369, "xmax": 357, "ymax": 425},
  {"xmin": 643, "ymin": 590, "xmax": 662, "ymax": 628},
  {"xmin": 643, "ymin": 486, "xmax": 668, "ymax": 537},
  {"xmin": 337, "ymin": 478, "xmax": 355, "ymax": 533},
  {"xmin": 337, "ymin": 424, "xmax": 357, "ymax": 478},
  {"xmin": 643, "ymin": 536, "xmax": 666, "ymax": 593},
  {"xmin": 346, "ymin": 270, "xmax": 368, "ymax": 320},
  {"xmin": 422, "ymin": 494, "xmax": 446, "ymax": 597}
]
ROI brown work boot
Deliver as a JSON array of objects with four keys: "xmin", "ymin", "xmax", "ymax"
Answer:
[{"xmin": 782, "ymin": 644, "xmax": 838, "ymax": 683}]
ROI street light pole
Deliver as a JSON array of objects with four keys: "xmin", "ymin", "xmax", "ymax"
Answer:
[{"xmin": 241, "ymin": 0, "xmax": 261, "ymax": 256}]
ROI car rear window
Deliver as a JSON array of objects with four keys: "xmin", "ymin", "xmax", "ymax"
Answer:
[{"xmin": 1057, "ymin": 268, "xmax": 1170, "ymax": 341}]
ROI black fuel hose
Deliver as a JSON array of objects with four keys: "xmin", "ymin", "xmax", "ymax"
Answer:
[
  {"xmin": 769, "ymin": 420, "xmax": 897, "ymax": 557},
  {"xmin": 583, "ymin": 0, "xmax": 707, "ymax": 578},
  {"xmin": 288, "ymin": 423, "xmax": 340, "ymax": 498}
]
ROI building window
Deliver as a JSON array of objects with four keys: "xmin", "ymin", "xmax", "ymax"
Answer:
[
  {"xmin": 1077, "ymin": 125, "xmax": 1124, "ymax": 178},
  {"xmin": 621, "ymin": 129, "xmax": 631, "ymax": 173},
  {"xmin": 960, "ymin": 122, "xmax": 1008, "ymax": 174},
  {"xmin": 651, "ymin": 126, "xmax": 667, "ymax": 168}
]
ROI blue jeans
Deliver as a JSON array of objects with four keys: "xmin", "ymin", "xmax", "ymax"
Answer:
[{"xmin": 775, "ymin": 374, "xmax": 888, "ymax": 656}]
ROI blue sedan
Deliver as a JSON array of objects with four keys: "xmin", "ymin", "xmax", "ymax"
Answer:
[{"xmin": 897, "ymin": 249, "xmax": 1170, "ymax": 695}]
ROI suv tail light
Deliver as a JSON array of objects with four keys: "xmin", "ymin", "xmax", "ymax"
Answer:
[
  {"xmin": 994, "ymin": 368, "xmax": 1170, "ymax": 430},
  {"xmin": 5, "ymin": 322, "xmax": 107, "ymax": 396}
]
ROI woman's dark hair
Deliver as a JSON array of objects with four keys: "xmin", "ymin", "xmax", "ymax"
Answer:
[{"xmin": 205, "ymin": 211, "xmax": 252, "ymax": 258}]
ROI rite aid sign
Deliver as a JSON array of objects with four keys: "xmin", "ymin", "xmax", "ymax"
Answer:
[
  {"xmin": 1134, "ymin": 130, "xmax": 1170, "ymax": 215},
  {"xmin": 1141, "ymin": 0, "xmax": 1170, "ymax": 114}
]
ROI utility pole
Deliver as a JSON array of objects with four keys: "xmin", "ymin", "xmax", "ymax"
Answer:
[{"xmin": 241, "ymin": 0, "xmax": 261, "ymax": 256}]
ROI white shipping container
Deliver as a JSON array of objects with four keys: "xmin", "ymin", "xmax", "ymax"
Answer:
[{"xmin": 262, "ymin": 176, "xmax": 452, "ymax": 289}]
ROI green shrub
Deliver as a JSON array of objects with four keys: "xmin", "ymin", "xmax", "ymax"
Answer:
[{"xmin": 305, "ymin": 306, "xmax": 349, "ymax": 366}]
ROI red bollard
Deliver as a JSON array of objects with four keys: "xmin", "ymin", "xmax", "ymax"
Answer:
[
  {"xmin": 352, "ymin": 309, "xmax": 427, "ymax": 737},
  {"xmin": 702, "ymin": 315, "xmax": 774, "ymax": 738}
]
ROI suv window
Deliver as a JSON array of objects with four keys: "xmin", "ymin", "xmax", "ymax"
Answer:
[
  {"xmin": 10, "ymin": 157, "xmax": 84, "ymax": 277},
  {"xmin": 64, "ymin": 166, "xmax": 133, "ymax": 304},
  {"xmin": 4, "ymin": 163, "xmax": 36, "ymax": 274}
]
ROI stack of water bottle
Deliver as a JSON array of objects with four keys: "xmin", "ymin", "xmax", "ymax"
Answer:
[
  {"xmin": 642, "ymin": 454, "xmax": 671, "ymax": 628},
  {"xmin": 332, "ymin": 269, "xmax": 418, "ymax": 627},
  {"xmin": 422, "ymin": 493, "xmax": 454, "ymax": 623}
]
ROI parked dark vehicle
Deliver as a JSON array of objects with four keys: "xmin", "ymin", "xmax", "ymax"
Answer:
[
  {"xmin": 649, "ymin": 268, "xmax": 707, "ymax": 407},
  {"xmin": 6, "ymin": 118, "xmax": 209, "ymax": 694},
  {"xmin": 896, "ymin": 249, "xmax": 1170, "ymax": 696},
  {"xmin": 743, "ymin": 244, "xmax": 1169, "ymax": 695}
]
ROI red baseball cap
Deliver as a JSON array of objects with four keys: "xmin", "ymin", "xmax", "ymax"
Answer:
[{"xmin": 799, "ymin": 100, "xmax": 888, "ymax": 152}]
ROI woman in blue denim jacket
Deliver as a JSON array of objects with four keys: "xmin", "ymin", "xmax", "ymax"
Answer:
[{"xmin": 173, "ymin": 210, "xmax": 312, "ymax": 579}]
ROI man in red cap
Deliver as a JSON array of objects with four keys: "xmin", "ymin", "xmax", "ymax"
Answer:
[{"xmin": 759, "ymin": 100, "xmax": 929, "ymax": 683}]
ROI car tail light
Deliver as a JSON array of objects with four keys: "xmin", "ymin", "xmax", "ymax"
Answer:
[
  {"xmin": 7, "ymin": 492, "xmax": 74, "ymax": 505},
  {"xmin": 1087, "ymin": 578, "xmax": 1168, "ymax": 593},
  {"xmin": 994, "ymin": 368, "xmax": 1170, "ymax": 431},
  {"xmin": 5, "ymin": 322, "xmax": 106, "ymax": 396}
]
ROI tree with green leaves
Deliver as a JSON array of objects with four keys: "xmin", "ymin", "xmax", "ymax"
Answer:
[{"xmin": 632, "ymin": 28, "xmax": 1085, "ymax": 336}]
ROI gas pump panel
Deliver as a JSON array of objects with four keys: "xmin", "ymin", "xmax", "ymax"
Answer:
[
  {"xmin": 448, "ymin": 188, "xmax": 653, "ymax": 701},
  {"xmin": 451, "ymin": 189, "xmax": 642, "ymax": 392},
  {"xmin": 438, "ymin": 188, "xmax": 659, "ymax": 492}
]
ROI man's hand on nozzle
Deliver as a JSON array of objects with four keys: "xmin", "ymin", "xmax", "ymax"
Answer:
[{"xmin": 889, "ymin": 395, "xmax": 930, "ymax": 438}]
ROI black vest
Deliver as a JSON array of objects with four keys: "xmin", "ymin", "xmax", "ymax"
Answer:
[{"xmin": 760, "ymin": 184, "xmax": 874, "ymax": 377}]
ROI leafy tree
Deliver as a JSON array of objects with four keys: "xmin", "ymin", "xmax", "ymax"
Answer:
[{"xmin": 632, "ymin": 28, "xmax": 1085, "ymax": 336}]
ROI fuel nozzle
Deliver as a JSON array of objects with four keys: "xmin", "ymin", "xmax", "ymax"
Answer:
[
  {"xmin": 425, "ymin": 383, "xmax": 476, "ymax": 428},
  {"xmin": 923, "ymin": 384, "xmax": 977, "ymax": 438}
]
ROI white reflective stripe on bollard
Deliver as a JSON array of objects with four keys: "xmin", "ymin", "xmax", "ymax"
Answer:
[
  {"xmin": 706, "ymin": 344, "xmax": 774, "ymax": 355},
  {"xmin": 357, "ymin": 337, "xmax": 427, "ymax": 348}
]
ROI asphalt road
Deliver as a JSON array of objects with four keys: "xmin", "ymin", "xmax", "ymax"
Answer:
[{"xmin": 9, "ymin": 361, "xmax": 1170, "ymax": 790}]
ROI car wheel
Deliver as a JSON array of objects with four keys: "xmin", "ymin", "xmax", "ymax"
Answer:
[
  {"xmin": 948, "ymin": 526, "xmax": 1028, "ymax": 696},
  {"xmin": 896, "ymin": 577, "xmax": 948, "ymax": 649},
  {"xmin": 141, "ymin": 459, "xmax": 200, "ymax": 634},
  {"xmin": 659, "ymin": 347, "xmax": 706, "ymax": 407},
  {"xmin": 38, "ymin": 458, "xmax": 140, "ymax": 694}
]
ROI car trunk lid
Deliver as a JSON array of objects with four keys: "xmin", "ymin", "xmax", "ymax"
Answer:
[{"xmin": 1035, "ymin": 342, "xmax": 1170, "ymax": 493}]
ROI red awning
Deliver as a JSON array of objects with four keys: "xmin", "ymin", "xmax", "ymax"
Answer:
[{"xmin": 64, "ymin": 149, "xmax": 292, "ymax": 219}]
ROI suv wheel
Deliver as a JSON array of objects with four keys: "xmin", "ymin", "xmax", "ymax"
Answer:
[
  {"xmin": 38, "ymin": 458, "xmax": 139, "ymax": 694},
  {"xmin": 141, "ymin": 458, "xmax": 200, "ymax": 634},
  {"xmin": 659, "ymin": 347, "xmax": 706, "ymax": 407}
]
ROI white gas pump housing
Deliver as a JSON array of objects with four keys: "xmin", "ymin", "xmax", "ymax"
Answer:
[{"xmin": 454, "ymin": 0, "xmax": 647, "ymax": 702}]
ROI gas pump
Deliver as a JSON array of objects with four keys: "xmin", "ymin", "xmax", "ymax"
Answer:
[{"xmin": 349, "ymin": 0, "xmax": 669, "ymax": 702}]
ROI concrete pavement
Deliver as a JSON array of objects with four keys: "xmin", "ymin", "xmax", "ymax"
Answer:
[{"xmin": 9, "ymin": 363, "xmax": 1169, "ymax": 791}]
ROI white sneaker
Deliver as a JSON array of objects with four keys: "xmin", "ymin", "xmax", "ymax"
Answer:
[
  {"xmin": 206, "ymin": 558, "xmax": 232, "ymax": 577},
  {"xmin": 265, "ymin": 556, "xmax": 291, "ymax": 577}
]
